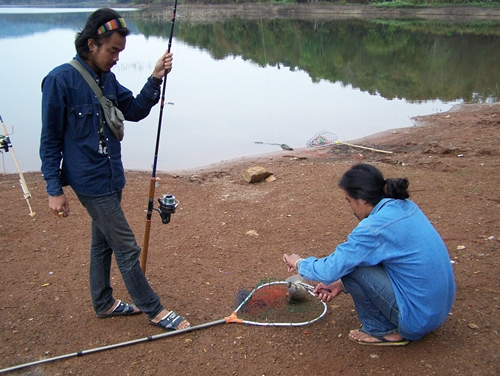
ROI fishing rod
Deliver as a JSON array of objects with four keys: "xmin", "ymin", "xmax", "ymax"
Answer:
[
  {"xmin": 140, "ymin": 0, "xmax": 179, "ymax": 274},
  {"xmin": 0, "ymin": 320, "xmax": 219, "ymax": 374},
  {"xmin": 0, "ymin": 115, "xmax": 35, "ymax": 217}
]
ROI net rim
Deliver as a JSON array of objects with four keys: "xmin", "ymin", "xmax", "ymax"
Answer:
[
  {"xmin": 234, "ymin": 280, "xmax": 328, "ymax": 327},
  {"xmin": 306, "ymin": 131, "xmax": 339, "ymax": 147}
]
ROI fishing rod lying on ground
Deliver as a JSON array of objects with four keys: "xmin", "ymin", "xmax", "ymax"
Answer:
[
  {"xmin": 306, "ymin": 130, "xmax": 393, "ymax": 154},
  {"xmin": 140, "ymin": 0, "xmax": 179, "ymax": 274},
  {"xmin": 0, "ymin": 279, "xmax": 327, "ymax": 374},
  {"xmin": 0, "ymin": 115, "xmax": 35, "ymax": 217}
]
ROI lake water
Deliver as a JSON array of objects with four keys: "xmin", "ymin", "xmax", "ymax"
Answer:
[{"xmin": 1, "ymin": 7, "xmax": 498, "ymax": 174}]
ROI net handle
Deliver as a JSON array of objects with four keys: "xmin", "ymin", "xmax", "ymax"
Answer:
[{"xmin": 225, "ymin": 312, "xmax": 243, "ymax": 324}]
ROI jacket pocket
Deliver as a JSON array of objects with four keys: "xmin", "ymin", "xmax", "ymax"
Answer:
[{"xmin": 68, "ymin": 104, "xmax": 93, "ymax": 140}]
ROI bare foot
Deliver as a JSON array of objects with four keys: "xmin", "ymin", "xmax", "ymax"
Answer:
[
  {"xmin": 176, "ymin": 319, "xmax": 191, "ymax": 330},
  {"xmin": 349, "ymin": 329, "xmax": 405, "ymax": 344},
  {"xmin": 151, "ymin": 309, "xmax": 191, "ymax": 330}
]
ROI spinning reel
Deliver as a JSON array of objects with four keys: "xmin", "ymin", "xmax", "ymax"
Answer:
[
  {"xmin": 154, "ymin": 194, "xmax": 178, "ymax": 224},
  {"xmin": 0, "ymin": 133, "xmax": 11, "ymax": 153}
]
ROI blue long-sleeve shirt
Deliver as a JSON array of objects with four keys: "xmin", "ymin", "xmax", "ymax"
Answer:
[
  {"xmin": 40, "ymin": 55, "xmax": 162, "ymax": 197},
  {"xmin": 298, "ymin": 198, "xmax": 456, "ymax": 340}
]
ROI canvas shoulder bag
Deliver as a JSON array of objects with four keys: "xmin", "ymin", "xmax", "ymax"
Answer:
[{"xmin": 68, "ymin": 59, "xmax": 125, "ymax": 141}]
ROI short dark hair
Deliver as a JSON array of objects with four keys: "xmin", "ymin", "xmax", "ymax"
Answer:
[
  {"xmin": 75, "ymin": 8, "xmax": 130, "ymax": 58},
  {"xmin": 338, "ymin": 164, "xmax": 409, "ymax": 206}
]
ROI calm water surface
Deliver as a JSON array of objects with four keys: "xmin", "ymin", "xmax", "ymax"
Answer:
[{"xmin": 1, "ymin": 7, "xmax": 498, "ymax": 174}]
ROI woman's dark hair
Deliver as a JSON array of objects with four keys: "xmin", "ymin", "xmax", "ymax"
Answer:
[
  {"xmin": 75, "ymin": 8, "xmax": 130, "ymax": 58},
  {"xmin": 338, "ymin": 164, "xmax": 409, "ymax": 206}
]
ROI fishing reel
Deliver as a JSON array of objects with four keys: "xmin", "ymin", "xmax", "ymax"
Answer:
[
  {"xmin": 154, "ymin": 194, "xmax": 178, "ymax": 224},
  {"xmin": 0, "ymin": 134, "xmax": 11, "ymax": 153}
]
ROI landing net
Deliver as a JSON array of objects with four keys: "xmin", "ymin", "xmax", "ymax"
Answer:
[
  {"xmin": 233, "ymin": 279, "xmax": 327, "ymax": 327},
  {"xmin": 306, "ymin": 131, "xmax": 339, "ymax": 147}
]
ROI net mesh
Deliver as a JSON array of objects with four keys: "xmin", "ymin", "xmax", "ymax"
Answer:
[
  {"xmin": 234, "ymin": 279, "xmax": 326, "ymax": 325},
  {"xmin": 306, "ymin": 131, "xmax": 339, "ymax": 147}
]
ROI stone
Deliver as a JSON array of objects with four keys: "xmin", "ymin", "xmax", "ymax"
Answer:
[{"xmin": 243, "ymin": 166, "xmax": 272, "ymax": 183}]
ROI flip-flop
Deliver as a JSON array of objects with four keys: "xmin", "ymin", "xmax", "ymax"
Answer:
[
  {"xmin": 97, "ymin": 300, "xmax": 141, "ymax": 318},
  {"xmin": 348, "ymin": 329, "xmax": 409, "ymax": 346},
  {"xmin": 149, "ymin": 310, "xmax": 190, "ymax": 331}
]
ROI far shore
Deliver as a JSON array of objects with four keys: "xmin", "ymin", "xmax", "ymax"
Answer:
[{"xmin": 139, "ymin": 3, "xmax": 500, "ymax": 22}]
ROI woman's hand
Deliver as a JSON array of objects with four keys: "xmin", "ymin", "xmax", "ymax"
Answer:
[
  {"xmin": 313, "ymin": 280, "xmax": 344, "ymax": 303},
  {"xmin": 283, "ymin": 253, "xmax": 303, "ymax": 273}
]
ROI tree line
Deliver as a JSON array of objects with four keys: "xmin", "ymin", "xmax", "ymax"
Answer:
[{"xmin": 1, "ymin": 0, "xmax": 499, "ymax": 7}]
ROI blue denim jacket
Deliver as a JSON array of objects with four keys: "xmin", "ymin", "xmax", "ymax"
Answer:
[
  {"xmin": 298, "ymin": 198, "xmax": 456, "ymax": 340},
  {"xmin": 40, "ymin": 55, "xmax": 162, "ymax": 196}
]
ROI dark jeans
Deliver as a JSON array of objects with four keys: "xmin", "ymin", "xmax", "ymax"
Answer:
[
  {"xmin": 341, "ymin": 265, "xmax": 401, "ymax": 338},
  {"xmin": 76, "ymin": 191, "xmax": 163, "ymax": 320}
]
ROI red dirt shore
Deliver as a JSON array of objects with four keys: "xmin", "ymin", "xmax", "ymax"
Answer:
[{"xmin": 1, "ymin": 102, "xmax": 499, "ymax": 375}]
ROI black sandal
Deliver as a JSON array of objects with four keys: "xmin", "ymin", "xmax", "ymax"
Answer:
[
  {"xmin": 97, "ymin": 300, "xmax": 141, "ymax": 318},
  {"xmin": 149, "ymin": 311, "xmax": 190, "ymax": 331}
]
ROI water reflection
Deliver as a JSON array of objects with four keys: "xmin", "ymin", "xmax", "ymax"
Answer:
[
  {"xmin": 1, "ymin": 8, "xmax": 498, "ymax": 174},
  {"xmin": 172, "ymin": 17, "xmax": 500, "ymax": 103}
]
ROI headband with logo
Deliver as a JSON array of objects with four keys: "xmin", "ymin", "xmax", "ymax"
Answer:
[{"xmin": 96, "ymin": 18, "xmax": 127, "ymax": 35}]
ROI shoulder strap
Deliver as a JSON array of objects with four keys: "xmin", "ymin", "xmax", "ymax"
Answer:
[
  {"xmin": 69, "ymin": 59, "xmax": 108, "ymax": 135},
  {"xmin": 68, "ymin": 59, "xmax": 104, "ymax": 100}
]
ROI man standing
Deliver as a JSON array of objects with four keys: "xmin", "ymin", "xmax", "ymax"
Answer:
[{"xmin": 40, "ymin": 8, "xmax": 190, "ymax": 331}]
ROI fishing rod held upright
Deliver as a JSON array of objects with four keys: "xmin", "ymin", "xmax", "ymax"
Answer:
[{"xmin": 140, "ymin": 0, "xmax": 178, "ymax": 274}]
